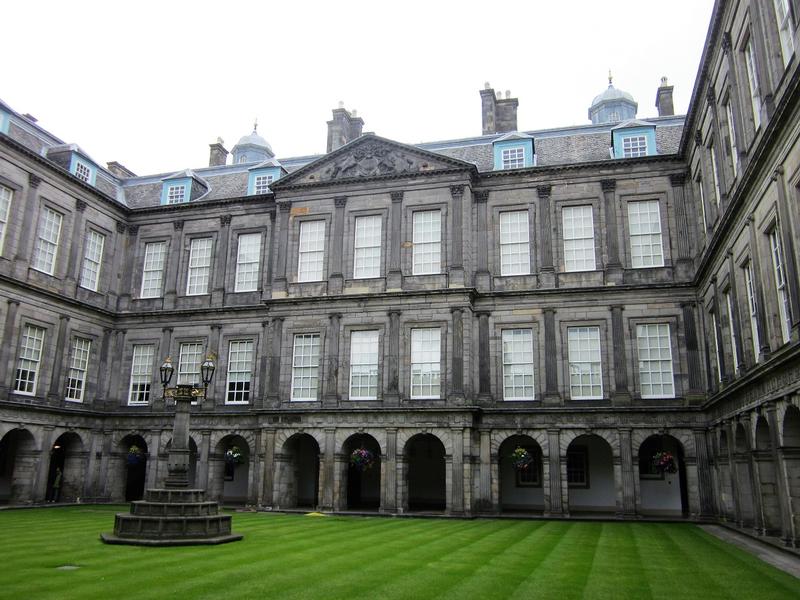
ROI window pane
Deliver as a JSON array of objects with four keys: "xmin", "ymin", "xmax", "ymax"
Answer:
[
  {"xmin": 502, "ymin": 147, "xmax": 525, "ymax": 169},
  {"xmin": 226, "ymin": 340, "xmax": 254, "ymax": 403},
  {"xmin": 622, "ymin": 136, "xmax": 648, "ymax": 158},
  {"xmin": 186, "ymin": 237, "xmax": 213, "ymax": 295},
  {"xmin": 349, "ymin": 330, "xmax": 379, "ymax": 399},
  {"xmin": 141, "ymin": 242, "xmax": 166, "ymax": 298},
  {"xmin": 80, "ymin": 230, "xmax": 105, "ymax": 291},
  {"xmin": 66, "ymin": 337, "xmax": 91, "ymax": 402},
  {"xmin": 354, "ymin": 215, "xmax": 382, "ymax": 279},
  {"xmin": 499, "ymin": 211, "xmax": 530, "ymax": 275},
  {"xmin": 234, "ymin": 233, "xmax": 261, "ymax": 292},
  {"xmin": 14, "ymin": 325, "xmax": 45, "ymax": 395},
  {"xmin": 298, "ymin": 220, "xmax": 325, "ymax": 282},
  {"xmin": 412, "ymin": 210, "xmax": 441, "ymax": 275},
  {"xmin": 129, "ymin": 344, "xmax": 154, "ymax": 405},
  {"xmin": 502, "ymin": 329, "xmax": 535, "ymax": 400},
  {"xmin": 628, "ymin": 200, "xmax": 664, "ymax": 268},
  {"xmin": 567, "ymin": 326, "xmax": 603, "ymax": 399},
  {"xmin": 32, "ymin": 208, "xmax": 62, "ymax": 274},
  {"xmin": 562, "ymin": 205, "xmax": 596, "ymax": 272},
  {"xmin": 292, "ymin": 334, "xmax": 320, "ymax": 400},
  {"xmin": 636, "ymin": 323, "xmax": 674, "ymax": 398},
  {"xmin": 410, "ymin": 328, "xmax": 440, "ymax": 399},
  {"xmin": 177, "ymin": 342, "xmax": 204, "ymax": 386},
  {"xmin": 0, "ymin": 184, "xmax": 13, "ymax": 253}
]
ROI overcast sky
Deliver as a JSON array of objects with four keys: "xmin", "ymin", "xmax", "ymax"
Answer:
[{"xmin": 2, "ymin": 0, "xmax": 715, "ymax": 176}]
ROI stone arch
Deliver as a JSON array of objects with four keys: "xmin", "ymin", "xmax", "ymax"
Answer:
[
  {"xmin": 210, "ymin": 430, "xmax": 257, "ymax": 455},
  {"xmin": 752, "ymin": 416, "xmax": 781, "ymax": 533},
  {"xmin": 497, "ymin": 434, "xmax": 544, "ymax": 513},
  {"xmin": 397, "ymin": 428, "xmax": 453, "ymax": 457},
  {"xmin": 714, "ymin": 427, "xmax": 734, "ymax": 519},
  {"xmin": 636, "ymin": 434, "xmax": 688, "ymax": 517},
  {"xmin": 782, "ymin": 405, "xmax": 800, "ymax": 447},
  {"xmin": 115, "ymin": 433, "xmax": 149, "ymax": 502},
  {"xmin": 403, "ymin": 433, "xmax": 447, "ymax": 512},
  {"xmin": 341, "ymin": 433, "xmax": 382, "ymax": 510},
  {"xmin": 755, "ymin": 417, "xmax": 771, "ymax": 451},
  {"xmin": 274, "ymin": 429, "xmax": 326, "ymax": 455},
  {"xmin": 490, "ymin": 429, "xmax": 549, "ymax": 457},
  {"xmin": 46, "ymin": 432, "xmax": 85, "ymax": 503},
  {"xmin": 631, "ymin": 429, "xmax": 695, "ymax": 459},
  {"xmin": 275, "ymin": 432, "xmax": 321, "ymax": 509},
  {"xmin": 211, "ymin": 433, "xmax": 251, "ymax": 505},
  {"xmin": 559, "ymin": 429, "xmax": 619, "ymax": 457},
  {"xmin": 733, "ymin": 422, "xmax": 755, "ymax": 526},
  {"xmin": 781, "ymin": 404, "xmax": 800, "ymax": 540},
  {"xmin": 336, "ymin": 429, "xmax": 385, "ymax": 456},
  {"xmin": 0, "ymin": 428, "xmax": 37, "ymax": 504},
  {"xmin": 566, "ymin": 434, "xmax": 616, "ymax": 513}
]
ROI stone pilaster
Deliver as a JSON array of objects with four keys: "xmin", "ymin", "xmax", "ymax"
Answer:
[
  {"xmin": 273, "ymin": 203, "xmax": 291, "ymax": 294},
  {"xmin": 670, "ymin": 172, "xmax": 693, "ymax": 272},
  {"xmin": 537, "ymin": 185, "xmax": 555, "ymax": 288},
  {"xmin": 328, "ymin": 197, "xmax": 347, "ymax": 294},
  {"xmin": 693, "ymin": 428, "xmax": 715, "ymax": 519},
  {"xmin": 726, "ymin": 251, "xmax": 746, "ymax": 373},
  {"xmin": 385, "ymin": 310, "xmax": 401, "ymax": 406},
  {"xmin": 13, "ymin": 173, "xmax": 41, "ymax": 278},
  {"xmin": 323, "ymin": 313, "xmax": 341, "ymax": 406},
  {"xmin": 64, "ymin": 198, "xmax": 86, "ymax": 296},
  {"xmin": 474, "ymin": 191, "xmax": 490, "ymax": 291},
  {"xmin": 266, "ymin": 317, "xmax": 284, "ymax": 407},
  {"xmin": 0, "ymin": 299, "xmax": 20, "ymax": 394},
  {"xmin": 320, "ymin": 428, "xmax": 336, "ymax": 510},
  {"xmin": 448, "ymin": 185, "xmax": 465, "ymax": 287},
  {"xmin": 211, "ymin": 214, "xmax": 231, "ymax": 305},
  {"xmin": 163, "ymin": 220, "xmax": 184, "ymax": 310},
  {"xmin": 47, "ymin": 314, "xmax": 70, "ymax": 404},
  {"xmin": 381, "ymin": 428, "xmax": 398, "ymax": 512},
  {"xmin": 747, "ymin": 216, "xmax": 771, "ymax": 360},
  {"xmin": 617, "ymin": 428, "xmax": 636, "ymax": 516},
  {"xmin": 198, "ymin": 430, "xmax": 212, "ymax": 491},
  {"xmin": 543, "ymin": 308, "xmax": 560, "ymax": 405},
  {"xmin": 547, "ymin": 429, "xmax": 564, "ymax": 515},
  {"xmin": 257, "ymin": 321, "xmax": 269, "ymax": 407},
  {"xmin": 610, "ymin": 305, "xmax": 630, "ymax": 404},
  {"xmin": 682, "ymin": 303, "xmax": 703, "ymax": 399},
  {"xmin": 712, "ymin": 278, "xmax": 728, "ymax": 383},
  {"xmin": 721, "ymin": 32, "xmax": 749, "ymax": 170},
  {"xmin": 386, "ymin": 191, "xmax": 403, "ymax": 290},
  {"xmin": 262, "ymin": 209, "xmax": 276, "ymax": 299},
  {"xmin": 600, "ymin": 179, "xmax": 622, "ymax": 282},
  {"xmin": 478, "ymin": 428, "xmax": 492, "ymax": 512},
  {"xmin": 476, "ymin": 311, "xmax": 491, "ymax": 404},
  {"xmin": 117, "ymin": 225, "xmax": 138, "ymax": 311},
  {"xmin": 450, "ymin": 307, "xmax": 465, "ymax": 402},
  {"xmin": 450, "ymin": 428, "xmax": 464, "ymax": 515},
  {"xmin": 260, "ymin": 428, "xmax": 276, "ymax": 507}
]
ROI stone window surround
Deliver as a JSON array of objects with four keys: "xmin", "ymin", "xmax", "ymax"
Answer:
[
  {"xmin": 400, "ymin": 319, "xmax": 448, "ymax": 402},
  {"xmin": 78, "ymin": 221, "xmax": 112, "ymax": 294},
  {"xmin": 286, "ymin": 211, "xmax": 333, "ymax": 285},
  {"xmin": 619, "ymin": 192, "xmax": 672, "ymax": 270},
  {"xmin": 489, "ymin": 202, "xmax": 536, "ymax": 278},
  {"xmin": 178, "ymin": 231, "xmax": 218, "ymax": 298},
  {"xmin": 219, "ymin": 335, "xmax": 259, "ymax": 405},
  {"xmin": 64, "ymin": 330, "xmax": 99, "ymax": 402},
  {"xmin": 0, "ymin": 174, "xmax": 22, "ymax": 258},
  {"xmin": 343, "ymin": 207, "xmax": 389, "ymax": 281},
  {"xmin": 739, "ymin": 29, "xmax": 763, "ymax": 137},
  {"xmin": 226, "ymin": 224, "xmax": 270, "ymax": 294},
  {"xmin": 627, "ymin": 313, "xmax": 681, "ymax": 400},
  {"xmin": 123, "ymin": 337, "xmax": 161, "ymax": 406},
  {"xmin": 402, "ymin": 201, "xmax": 449, "ymax": 280},
  {"xmin": 12, "ymin": 319, "xmax": 52, "ymax": 397},
  {"xmin": 31, "ymin": 201, "xmax": 65, "ymax": 277},
  {"xmin": 722, "ymin": 284, "xmax": 740, "ymax": 376},
  {"xmin": 720, "ymin": 89, "xmax": 740, "ymax": 183},
  {"xmin": 65, "ymin": 336, "xmax": 92, "ymax": 402},
  {"xmin": 558, "ymin": 318, "xmax": 611, "ymax": 402},
  {"xmin": 757, "ymin": 204, "xmax": 789, "ymax": 350},
  {"xmin": 554, "ymin": 197, "xmax": 602, "ymax": 274},
  {"xmin": 493, "ymin": 320, "xmax": 541, "ymax": 403},
  {"xmin": 133, "ymin": 236, "xmax": 170, "ymax": 300},
  {"xmin": 735, "ymin": 248, "xmax": 761, "ymax": 365},
  {"xmin": 339, "ymin": 322, "xmax": 386, "ymax": 402},
  {"xmin": 280, "ymin": 324, "xmax": 326, "ymax": 404}
]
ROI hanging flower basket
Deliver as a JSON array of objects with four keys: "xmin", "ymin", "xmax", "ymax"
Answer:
[
  {"xmin": 127, "ymin": 445, "xmax": 144, "ymax": 466},
  {"xmin": 225, "ymin": 446, "xmax": 244, "ymax": 466},
  {"xmin": 350, "ymin": 448, "xmax": 375, "ymax": 472},
  {"xmin": 510, "ymin": 446, "xmax": 533, "ymax": 471},
  {"xmin": 652, "ymin": 451, "xmax": 677, "ymax": 474}
]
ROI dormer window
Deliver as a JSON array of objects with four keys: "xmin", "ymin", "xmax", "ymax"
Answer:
[
  {"xmin": 254, "ymin": 174, "xmax": 274, "ymax": 195},
  {"xmin": 247, "ymin": 165, "xmax": 283, "ymax": 195},
  {"xmin": 160, "ymin": 174, "xmax": 199, "ymax": 205},
  {"xmin": 74, "ymin": 161, "xmax": 92, "ymax": 183},
  {"xmin": 69, "ymin": 154, "xmax": 97, "ymax": 185},
  {"xmin": 502, "ymin": 147, "xmax": 525, "ymax": 169},
  {"xmin": 622, "ymin": 135, "xmax": 648, "ymax": 158},
  {"xmin": 167, "ymin": 184, "xmax": 187, "ymax": 204},
  {"xmin": 0, "ymin": 110, "xmax": 9, "ymax": 134}
]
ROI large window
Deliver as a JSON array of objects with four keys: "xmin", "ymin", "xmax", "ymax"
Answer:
[
  {"xmin": 128, "ymin": 344, "xmax": 154, "ymax": 405},
  {"xmin": 562, "ymin": 205, "xmax": 595, "ymax": 272},
  {"xmin": 234, "ymin": 233, "xmax": 261, "ymax": 292},
  {"xmin": 349, "ymin": 330, "xmax": 379, "ymax": 400},
  {"xmin": 502, "ymin": 328, "xmax": 535, "ymax": 400},
  {"xmin": 567, "ymin": 326, "xmax": 603, "ymax": 399},
  {"xmin": 744, "ymin": 262, "xmax": 761, "ymax": 360},
  {"xmin": 65, "ymin": 337, "xmax": 91, "ymax": 402},
  {"xmin": 410, "ymin": 328, "xmax": 441, "ymax": 399},
  {"xmin": 724, "ymin": 100, "xmax": 739, "ymax": 178},
  {"xmin": 501, "ymin": 147, "xmax": 525, "ymax": 169},
  {"xmin": 622, "ymin": 135, "xmax": 648, "ymax": 158},
  {"xmin": 14, "ymin": 324, "xmax": 45, "ymax": 395},
  {"xmin": 32, "ymin": 207, "xmax": 62, "ymax": 275},
  {"xmin": 636, "ymin": 323, "xmax": 675, "ymax": 398},
  {"xmin": 744, "ymin": 39, "xmax": 762, "ymax": 130},
  {"xmin": 412, "ymin": 210, "xmax": 441, "ymax": 275},
  {"xmin": 298, "ymin": 220, "xmax": 325, "ymax": 282},
  {"xmin": 628, "ymin": 200, "xmax": 664, "ymax": 268},
  {"xmin": 353, "ymin": 215, "xmax": 382, "ymax": 279},
  {"xmin": 141, "ymin": 241, "xmax": 167, "ymax": 298},
  {"xmin": 186, "ymin": 237, "xmax": 213, "ymax": 295},
  {"xmin": 167, "ymin": 184, "xmax": 186, "ymax": 204},
  {"xmin": 291, "ymin": 333, "xmax": 320, "ymax": 401},
  {"xmin": 177, "ymin": 342, "xmax": 204, "ymax": 386},
  {"xmin": 79, "ymin": 230, "xmax": 105, "ymax": 291},
  {"xmin": 499, "ymin": 211, "xmax": 530, "ymax": 275},
  {"xmin": 769, "ymin": 228, "xmax": 792, "ymax": 344},
  {"xmin": 226, "ymin": 340, "xmax": 254, "ymax": 404},
  {"xmin": 0, "ymin": 184, "xmax": 12, "ymax": 253},
  {"xmin": 725, "ymin": 291, "xmax": 739, "ymax": 375},
  {"xmin": 774, "ymin": 0, "xmax": 795, "ymax": 66}
]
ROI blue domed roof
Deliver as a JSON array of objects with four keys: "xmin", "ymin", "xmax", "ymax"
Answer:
[
  {"xmin": 234, "ymin": 128, "xmax": 272, "ymax": 154},
  {"xmin": 591, "ymin": 83, "xmax": 636, "ymax": 107}
]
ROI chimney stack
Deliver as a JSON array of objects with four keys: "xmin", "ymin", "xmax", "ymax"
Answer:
[
  {"xmin": 106, "ymin": 161, "xmax": 137, "ymax": 178},
  {"xmin": 480, "ymin": 84, "xmax": 519, "ymax": 134},
  {"xmin": 326, "ymin": 105, "xmax": 365, "ymax": 153},
  {"xmin": 209, "ymin": 138, "xmax": 229, "ymax": 167},
  {"xmin": 655, "ymin": 77, "xmax": 674, "ymax": 117}
]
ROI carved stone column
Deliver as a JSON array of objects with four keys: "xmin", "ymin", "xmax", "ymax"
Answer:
[
  {"xmin": 712, "ymin": 278, "xmax": 728, "ymax": 383},
  {"xmin": 600, "ymin": 179, "xmax": 623, "ymax": 282},
  {"xmin": 386, "ymin": 191, "xmax": 403, "ymax": 290},
  {"xmin": 320, "ymin": 428, "xmax": 336, "ymax": 510},
  {"xmin": 610, "ymin": 305, "xmax": 630, "ymax": 404},
  {"xmin": 618, "ymin": 428, "xmax": 636, "ymax": 516},
  {"xmin": 450, "ymin": 428, "xmax": 465, "ymax": 515},
  {"xmin": 64, "ymin": 199, "xmax": 86, "ymax": 296},
  {"xmin": 0, "ymin": 299, "xmax": 20, "ymax": 394},
  {"xmin": 198, "ymin": 430, "xmax": 212, "ymax": 491},
  {"xmin": 323, "ymin": 313, "xmax": 341, "ymax": 406},
  {"xmin": 682, "ymin": 303, "xmax": 703, "ymax": 400},
  {"xmin": 694, "ymin": 428, "xmax": 715, "ymax": 518},
  {"xmin": 381, "ymin": 428, "xmax": 398, "ymax": 513},
  {"xmin": 450, "ymin": 307, "xmax": 465, "ymax": 402},
  {"xmin": 547, "ymin": 429, "xmax": 564, "ymax": 515},
  {"xmin": 163, "ymin": 220, "xmax": 184, "ymax": 310},
  {"xmin": 474, "ymin": 191, "xmax": 490, "ymax": 291},
  {"xmin": 273, "ymin": 203, "xmax": 291, "ymax": 295},
  {"xmin": 543, "ymin": 308, "xmax": 560, "ymax": 405},
  {"xmin": 385, "ymin": 310, "xmax": 401, "ymax": 406},
  {"xmin": 706, "ymin": 87, "xmax": 729, "ymax": 204},
  {"xmin": 262, "ymin": 209, "xmax": 276, "ymax": 300},
  {"xmin": 766, "ymin": 403, "xmax": 794, "ymax": 545},
  {"xmin": 478, "ymin": 428, "xmax": 492, "ymax": 512},
  {"xmin": 211, "ymin": 214, "xmax": 231, "ymax": 305},
  {"xmin": 13, "ymin": 173, "xmax": 41, "ymax": 278},
  {"xmin": 449, "ymin": 185, "xmax": 465, "ymax": 287},
  {"xmin": 476, "ymin": 311, "xmax": 492, "ymax": 404},
  {"xmin": 726, "ymin": 251, "xmax": 746, "ymax": 374},
  {"xmin": 117, "ymin": 225, "xmax": 138, "ymax": 311},
  {"xmin": 267, "ymin": 317, "xmax": 284, "ymax": 407},
  {"xmin": 721, "ymin": 33, "xmax": 749, "ymax": 170},
  {"xmin": 260, "ymin": 428, "xmax": 276, "ymax": 507},
  {"xmin": 670, "ymin": 173, "xmax": 693, "ymax": 273},
  {"xmin": 47, "ymin": 314, "xmax": 71, "ymax": 404},
  {"xmin": 328, "ymin": 197, "xmax": 347, "ymax": 294},
  {"xmin": 257, "ymin": 321, "xmax": 269, "ymax": 407},
  {"xmin": 537, "ymin": 185, "xmax": 555, "ymax": 288},
  {"xmin": 107, "ymin": 329, "xmax": 127, "ymax": 406}
]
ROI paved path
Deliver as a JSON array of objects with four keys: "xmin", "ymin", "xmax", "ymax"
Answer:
[{"xmin": 700, "ymin": 524, "xmax": 800, "ymax": 579}]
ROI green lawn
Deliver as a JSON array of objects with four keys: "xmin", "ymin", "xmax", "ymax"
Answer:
[{"xmin": 0, "ymin": 506, "xmax": 797, "ymax": 599}]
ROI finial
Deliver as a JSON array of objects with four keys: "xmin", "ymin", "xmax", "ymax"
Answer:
[
  {"xmin": 608, "ymin": 69, "xmax": 613, "ymax": 86},
  {"xmin": 253, "ymin": 118, "xmax": 258, "ymax": 133}
]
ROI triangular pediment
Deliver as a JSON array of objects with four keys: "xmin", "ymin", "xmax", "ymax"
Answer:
[{"xmin": 271, "ymin": 134, "xmax": 475, "ymax": 189}]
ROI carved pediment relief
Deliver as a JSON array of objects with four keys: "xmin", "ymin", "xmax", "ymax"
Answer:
[{"xmin": 274, "ymin": 136, "xmax": 473, "ymax": 189}]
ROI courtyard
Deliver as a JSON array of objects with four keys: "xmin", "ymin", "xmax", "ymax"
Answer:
[{"xmin": 1, "ymin": 506, "xmax": 798, "ymax": 599}]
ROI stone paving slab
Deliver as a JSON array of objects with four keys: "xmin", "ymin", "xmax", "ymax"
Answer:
[{"xmin": 700, "ymin": 525, "xmax": 800, "ymax": 579}]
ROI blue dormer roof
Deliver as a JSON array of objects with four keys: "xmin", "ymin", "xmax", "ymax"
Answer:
[
  {"xmin": 247, "ymin": 159, "xmax": 286, "ymax": 195},
  {"xmin": 611, "ymin": 120, "xmax": 657, "ymax": 158},
  {"xmin": 492, "ymin": 132, "xmax": 535, "ymax": 170},
  {"xmin": 68, "ymin": 152, "xmax": 98, "ymax": 186}
]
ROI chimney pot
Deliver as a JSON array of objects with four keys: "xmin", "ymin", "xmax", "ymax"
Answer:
[
  {"xmin": 484, "ymin": 81, "xmax": 491, "ymax": 90},
  {"xmin": 208, "ymin": 140, "xmax": 229, "ymax": 167},
  {"xmin": 655, "ymin": 77, "xmax": 675, "ymax": 117},
  {"xmin": 505, "ymin": 90, "xmax": 511, "ymax": 99}
]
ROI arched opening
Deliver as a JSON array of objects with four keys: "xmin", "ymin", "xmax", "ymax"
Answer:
[
  {"xmin": 47, "ymin": 432, "xmax": 84, "ymax": 503},
  {"xmin": 717, "ymin": 429, "xmax": 734, "ymax": 519},
  {"xmin": 164, "ymin": 437, "xmax": 199, "ymax": 488},
  {"xmin": 782, "ymin": 406, "xmax": 800, "ymax": 540},
  {"xmin": 567, "ymin": 434, "xmax": 615, "ymax": 514},
  {"xmin": 343, "ymin": 433, "xmax": 381, "ymax": 510},
  {"xmin": 119, "ymin": 434, "xmax": 148, "ymax": 501},
  {"xmin": 498, "ymin": 435, "xmax": 544, "ymax": 513},
  {"xmin": 405, "ymin": 434, "xmax": 446, "ymax": 512},
  {"xmin": 215, "ymin": 434, "xmax": 250, "ymax": 506},
  {"xmin": 734, "ymin": 423, "xmax": 755, "ymax": 526},
  {"xmin": 754, "ymin": 417, "xmax": 780, "ymax": 533},
  {"xmin": 0, "ymin": 429, "xmax": 37, "ymax": 504},
  {"xmin": 280, "ymin": 433, "xmax": 320, "ymax": 509},
  {"xmin": 637, "ymin": 434, "xmax": 688, "ymax": 517}
]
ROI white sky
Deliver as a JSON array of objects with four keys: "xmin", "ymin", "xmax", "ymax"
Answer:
[{"xmin": 1, "ymin": 0, "xmax": 715, "ymax": 176}]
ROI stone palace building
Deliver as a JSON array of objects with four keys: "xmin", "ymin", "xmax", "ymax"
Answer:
[{"xmin": 1, "ymin": 0, "xmax": 799, "ymax": 545}]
